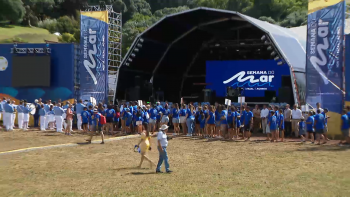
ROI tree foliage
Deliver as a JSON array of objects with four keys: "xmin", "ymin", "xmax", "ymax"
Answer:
[{"xmin": 0, "ymin": 0, "xmax": 26, "ymax": 24}]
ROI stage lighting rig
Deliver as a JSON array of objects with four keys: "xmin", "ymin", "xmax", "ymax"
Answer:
[
  {"xmin": 128, "ymin": 58, "xmax": 132, "ymax": 62},
  {"xmin": 134, "ymin": 48, "xmax": 139, "ymax": 52},
  {"xmin": 274, "ymin": 56, "xmax": 280, "ymax": 61},
  {"xmin": 277, "ymin": 61, "xmax": 283, "ymax": 66},
  {"xmin": 131, "ymin": 53, "xmax": 136, "ymax": 58},
  {"xmin": 137, "ymin": 43, "xmax": 143, "ymax": 48},
  {"xmin": 271, "ymin": 51, "xmax": 276, "ymax": 56}
]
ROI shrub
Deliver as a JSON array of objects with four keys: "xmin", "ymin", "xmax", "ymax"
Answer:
[
  {"xmin": 58, "ymin": 33, "xmax": 76, "ymax": 43},
  {"xmin": 38, "ymin": 18, "xmax": 57, "ymax": 29}
]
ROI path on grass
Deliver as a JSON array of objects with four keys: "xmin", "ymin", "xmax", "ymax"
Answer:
[{"xmin": 0, "ymin": 135, "xmax": 140, "ymax": 156}]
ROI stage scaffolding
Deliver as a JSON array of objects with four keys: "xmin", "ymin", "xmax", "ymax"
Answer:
[{"xmin": 83, "ymin": 4, "xmax": 122, "ymax": 104}]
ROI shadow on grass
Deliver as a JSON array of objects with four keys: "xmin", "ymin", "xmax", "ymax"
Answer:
[
  {"xmin": 129, "ymin": 172, "xmax": 156, "ymax": 175},
  {"xmin": 297, "ymin": 145, "xmax": 350, "ymax": 152}
]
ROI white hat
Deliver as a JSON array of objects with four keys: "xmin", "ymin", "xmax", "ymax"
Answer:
[{"xmin": 159, "ymin": 125, "xmax": 169, "ymax": 131}]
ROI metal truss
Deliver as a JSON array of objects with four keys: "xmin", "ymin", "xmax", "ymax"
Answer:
[{"xmin": 83, "ymin": 5, "xmax": 122, "ymax": 104}]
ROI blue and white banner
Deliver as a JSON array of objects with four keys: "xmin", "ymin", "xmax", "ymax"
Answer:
[
  {"xmin": 306, "ymin": 1, "xmax": 345, "ymax": 113},
  {"xmin": 80, "ymin": 11, "xmax": 109, "ymax": 103},
  {"xmin": 206, "ymin": 60, "xmax": 290, "ymax": 97}
]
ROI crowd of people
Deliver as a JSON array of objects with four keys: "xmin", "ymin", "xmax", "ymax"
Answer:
[{"xmin": 1, "ymin": 98, "xmax": 350, "ymax": 146}]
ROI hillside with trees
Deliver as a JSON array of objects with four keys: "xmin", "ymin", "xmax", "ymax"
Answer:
[{"xmin": 0, "ymin": 0, "xmax": 309, "ymax": 55}]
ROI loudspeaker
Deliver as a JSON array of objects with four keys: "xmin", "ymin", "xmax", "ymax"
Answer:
[
  {"xmin": 128, "ymin": 87, "xmax": 140, "ymax": 101},
  {"xmin": 264, "ymin": 90, "xmax": 276, "ymax": 102},
  {"xmin": 202, "ymin": 89, "xmax": 212, "ymax": 103},
  {"xmin": 281, "ymin": 76, "xmax": 292, "ymax": 87},
  {"xmin": 278, "ymin": 87, "xmax": 292, "ymax": 104}
]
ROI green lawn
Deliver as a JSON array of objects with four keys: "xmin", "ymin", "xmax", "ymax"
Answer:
[{"xmin": 0, "ymin": 25, "xmax": 58, "ymax": 43}]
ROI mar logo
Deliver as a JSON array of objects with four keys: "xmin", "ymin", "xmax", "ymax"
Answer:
[
  {"xmin": 0, "ymin": 56, "xmax": 8, "ymax": 71},
  {"xmin": 223, "ymin": 71, "xmax": 274, "ymax": 87},
  {"xmin": 84, "ymin": 28, "xmax": 98, "ymax": 85}
]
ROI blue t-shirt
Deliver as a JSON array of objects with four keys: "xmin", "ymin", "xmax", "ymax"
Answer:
[
  {"xmin": 125, "ymin": 112, "xmax": 133, "ymax": 124},
  {"xmin": 106, "ymin": 108, "xmax": 116, "ymax": 118},
  {"xmin": 215, "ymin": 110, "xmax": 220, "ymax": 121},
  {"xmin": 299, "ymin": 121, "xmax": 305, "ymax": 131},
  {"xmin": 81, "ymin": 111, "xmax": 90, "ymax": 124},
  {"xmin": 172, "ymin": 108, "xmax": 180, "ymax": 119},
  {"xmin": 227, "ymin": 111, "xmax": 233, "ymax": 124},
  {"xmin": 92, "ymin": 113, "xmax": 101, "ymax": 126},
  {"xmin": 314, "ymin": 114, "xmax": 325, "ymax": 130},
  {"xmin": 186, "ymin": 109, "xmax": 195, "ymax": 119},
  {"xmin": 200, "ymin": 118, "xmax": 206, "ymax": 128},
  {"xmin": 306, "ymin": 116, "xmax": 314, "ymax": 131},
  {"xmin": 220, "ymin": 110, "xmax": 228, "ymax": 125},
  {"xmin": 241, "ymin": 110, "xmax": 247, "ymax": 124},
  {"xmin": 88, "ymin": 110, "xmax": 94, "ymax": 124},
  {"xmin": 341, "ymin": 114, "xmax": 350, "ymax": 130},
  {"xmin": 278, "ymin": 114, "xmax": 284, "ymax": 129},
  {"xmin": 322, "ymin": 112, "xmax": 328, "ymax": 125},
  {"xmin": 269, "ymin": 115, "xmax": 277, "ymax": 130},
  {"xmin": 207, "ymin": 111, "xmax": 215, "ymax": 124},
  {"xmin": 162, "ymin": 108, "xmax": 170, "ymax": 116},
  {"xmin": 150, "ymin": 108, "xmax": 157, "ymax": 120},
  {"xmin": 244, "ymin": 111, "xmax": 253, "ymax": 125}
]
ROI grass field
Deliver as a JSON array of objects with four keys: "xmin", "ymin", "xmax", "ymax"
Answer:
[
  {"xmin": 0, "ymin": 129, "xmax": 118, "ymax": 152},
  {"xmin": 0, "ymin": 132, "xmax": 349, "ymax": 197},
  {"xmin": 0, "ymin": 25, "xmax": 58, "ymax": 43}
]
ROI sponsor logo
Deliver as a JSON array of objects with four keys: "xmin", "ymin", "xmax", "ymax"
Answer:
[
  {"xmin": 223, "ymin": 71, "xmax": 274, "ymax": 89},
  {"xmin": 83, "ymin": 29, "xmax": 98, "ymax": 85},
  {"xmin": 309, "ymin": 19, "xmax": 329, "ymax": 84},
  {"xmin": 0, "ymin": 56, "xmax": 8, "ymax": 71}
]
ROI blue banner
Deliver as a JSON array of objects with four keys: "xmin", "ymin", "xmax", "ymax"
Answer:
[
  {"xmin": 345, "ymin": 35, "xmax": 350, "ymax": 102},
  {"xmin": 306, "ymin": 1, "xmax": 345, "ymax": 113},
  {"xmin": 80, "ymin": 11, "xmax": 109, "ymax": 103},
  {"xmin": 206, "ymin": 60, "xmax": 290, "ymax": 97}
]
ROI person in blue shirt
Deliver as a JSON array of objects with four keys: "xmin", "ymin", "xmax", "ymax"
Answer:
[
  {"xmin": 180, "ymin": 104, "xmax": 188, "ymax": 135},
  {"xmin": 269, "ymin": 110, "xmax": 277, "ymax": 142},
  {"xmin": 195, "ymin": 107, "xmax": 202, "ymax": 136},
  {"xmin": 340, "ymin": 109, "xmax": 350, "ymax": 145},
  {"xmin": 86, "ymin": 109, "xmax": 105, "ymax": 144},
  {"xmin": 215, "ymin": 105, "xmax": 222, "ymax": 135},
  {"xmin": 3, "ymin": 100, "xmax": 14, "ymax": 131},
  {"xmin": 299, "ymin": 117, "xmax": 306, "ymax": 142},
  {"xmin": 266, "ymin": 106, "xmax": 273, "ymax": 141},
  {"xmin": 306, "ymin": 111, "xmax": 315, "ymax": 144},
  {"xmin": 206, "ymin": 106, "xmax": 216, "ymax": 138},
  {"xmin": 314, "ymin": 109, "xmax": 326, "ymax": 145},
  {"xmin": 22, "ymin": 100, "xmax": 32, "ymax": 131},
  {"xmin": 161, "ymin": 105, "xmax": 170, "ymax": 126},
  {"xmin": 199, "ymin": 111, "xmax": 206, "ymax": 137},
  {"xmin": 274, "ymin": 106, "xmax": 280, "ymax": 139},
  {"xmin": 243, "ymin": 107, "xmax": 253, "ymax": 140},
  {"xmin": 81, "ymin": 107, "xmax": 90, "ymax": 133},
  {"xmin": 105, "ymin": 105, "xmax": 116, "ymax": 135},
  {"xmin": 322, "ymin": 108, "xmax": 330, "ymax": 141},
  {"xmin": 39, "ymin": 104, "xmax": 47, "ymax": 131},
  {"xmin": 149, "ymin": 106, "xmax": 158, "ymax": 134},
  {"xmin": 125, "ymin": 108, "xmax": 133, "ymax": 134},
  {"xmin": 185, "ymin": 104, "xmax": 195, "ymax": 137},
  {"xmin": 240, "ymin": 106, "xmax": 247, "ymax": 139},
  {"xmin": 278, "ymin": 109, "xmax": 285, "ymax": 142},
  {"xmin": 171, "ymin": 103, "xmax": 180, "ymax": 135},
  {"xmin": 220, "ymin": 105, "xmax": 228, "ymax": 139},
  {"xmin": 76, "ymin": 99, "xmax": 86, "ymax": 131},
  {"xmin": 16, "ymin": 100, "xmax": 24, "ymax": 130},
  {"xmin": 87, "ymin": 106, "xmax": 94, "ymax": 131},
  {"xmin": 227, "ymin": 108, "xmax": 233, "ymax": 140}
]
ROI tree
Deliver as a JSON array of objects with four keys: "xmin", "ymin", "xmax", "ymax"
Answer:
[
  {"xmin": 22, "ymin": 0, "xmax": 56, "ymax": 20},
  {"xmin": 279, "ymin": 10, "xmax": 307, "ymax": 28},
  {"xmin": 226, "ymin": 0, "xmax": 253, "ymax": 13},
  {"xmin": 58, "ymin": 32, "xmax": 76, "ymax": 43},
  {"xmin": 0, "ymin": 0, "xmax": 25, "ymax": 24}
]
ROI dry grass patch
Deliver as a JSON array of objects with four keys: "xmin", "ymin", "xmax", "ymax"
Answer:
[
  {"xmin": 0, "ymin": 136, "xmax": 349, "ymax": 197},
  {"xmin": 0, "ymin": 129, "xmax": 117, "ymax": 152}
]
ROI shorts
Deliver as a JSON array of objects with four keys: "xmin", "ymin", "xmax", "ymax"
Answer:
[
  {"xmin": 324, "ymin": 125, "xmax": 328, "ymax": 133},
  {"xmin": 126, "ymin": 121, "xmax": 131, "ymax": 127},
  {"xmin": 136, "ymin": 121, "xmax": 142, "ymax": 125},
  {"xmin": 315, "ymin": 129, "xmax": 324, "ymax": 134},
  {"xmin": 161, "ymin": 116, "xmax": 169, "ymax": 123},
  {"xmin": 172, "ymin": 118, "xmax": 179, "ymax": 124},
  {"xmin": 341, "ymin": 129, "xmax": 350, "ymax": 137},
  {"xmin": 82, "ymin": 123, "xmax": 88, "ymax": 126},
  {"xmin": 307, "ymin": 130, "xmax": 314, "ymax": 133},
  {"xmin": 227, "ymin": 122, "xmax": 233, "ymax": 129},
  {"xmin": 149, "ymin": 119, "xmax": 156, "ymax": 124},
  {"xmin": 244, "ymin": 121, "xmax": 251, "ymax": 131},
  {"xmin": 180, "ymin": 116, "xmax": 186, "ymax": 124},
  {"xmin": 215, "ymin": 121, "xmax": 221, "ymax": 127},
  {"xmin": 106, "ymin": 117, "xmax": 113, "ymax": 123}
]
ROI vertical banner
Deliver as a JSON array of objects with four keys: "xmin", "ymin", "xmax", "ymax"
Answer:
[
  {"xmin": 80, "ymin": 11, "xmax": 109, "ymax": 103},
  {"xmin": 345, "ymin": 35, "xmax": 350, "ymax": 104},
  {"xmin": 306, "ymin": 0, "xmax": 345, "ymax": 114}
]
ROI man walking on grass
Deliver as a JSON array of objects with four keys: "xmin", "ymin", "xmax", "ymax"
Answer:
[{"xmin": 86, "ymin": 109, "xmax": 105, "ymax": 144}]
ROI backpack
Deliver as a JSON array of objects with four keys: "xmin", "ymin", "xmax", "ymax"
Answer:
[{"xmin": 99, "ymin": 114, "xmax": 107, "ymax": 125}]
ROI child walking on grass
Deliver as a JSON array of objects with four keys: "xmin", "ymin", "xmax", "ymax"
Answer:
[{"xmin": 299, "ymin": 117, "xmax": 306, "ymax": 143}]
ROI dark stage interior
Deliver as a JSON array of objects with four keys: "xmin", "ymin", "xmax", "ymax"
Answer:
[{"xmin": 117, "ymin": 8, "xmax": 294, "ymax": 104}]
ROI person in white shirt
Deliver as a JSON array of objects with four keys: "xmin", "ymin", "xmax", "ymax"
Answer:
[
  {"xmin": 156, "ymin": 125, "xmax": 172, "ymax": 174},
  {"xmin": 315, "ymin": 102, "xmax": 324, "ymax": 113},
  {"xmin": 291, "ymin": 104, "xmax": 302, "ymax": 137},
  {"xmin": 260, "ymin": 105, "xmax": 269, "ymax": 134}
]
